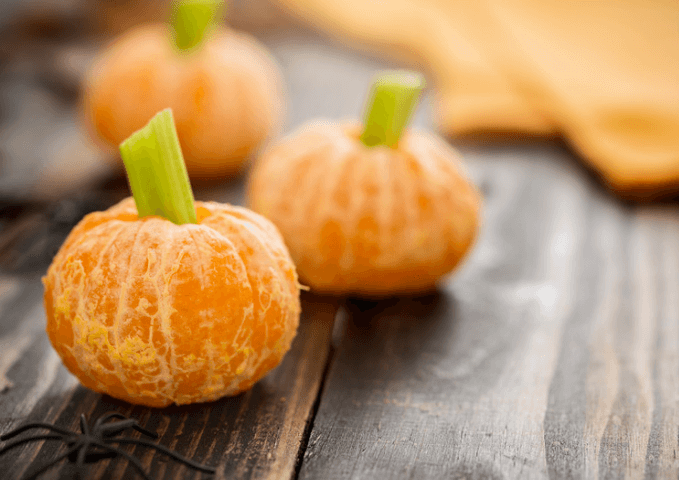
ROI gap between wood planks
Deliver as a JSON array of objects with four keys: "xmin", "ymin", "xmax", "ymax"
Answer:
[{"xmin": 292, "ymin": 303, "xmax": 347, "ymax": 480}]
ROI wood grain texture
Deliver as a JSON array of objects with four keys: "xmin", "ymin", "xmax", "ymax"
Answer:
[{"xmin": 298, "ymin": 144, "xmax": 679, "ymax": 480}]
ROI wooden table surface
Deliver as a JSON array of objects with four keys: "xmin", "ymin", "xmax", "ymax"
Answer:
[{"xmin": 1, "ymin": 3, "xmax": 679, "ymax": 479}]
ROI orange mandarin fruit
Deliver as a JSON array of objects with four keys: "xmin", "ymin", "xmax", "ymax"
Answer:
[
  {"xmin": 83, "ymin": 19, "xmax": 284, "ymax": 178},
  {"xmin": 43, "ymin": 198, "xmax": 300, "ymax": 407},
  {"xmin": 247, "ymin": 122, "xmax": 481, "ymax": 296}
]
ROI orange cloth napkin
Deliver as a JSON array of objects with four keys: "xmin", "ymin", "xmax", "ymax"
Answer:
[{"xmin": 275, "ymin": 0, "xmax": 679, "ymax": 198}]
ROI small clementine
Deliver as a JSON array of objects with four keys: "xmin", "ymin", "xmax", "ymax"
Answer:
[
  {"xmin": 247, "ymin": 72, "xmax": 480, "ymax": 296},
  {"xmin": 43, "ymin": 110, "xmax": 300, "ymax": 407}
]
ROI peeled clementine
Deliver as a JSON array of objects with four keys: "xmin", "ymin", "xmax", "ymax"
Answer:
[
  {"xmin": 83, "ymin": 23, "xmax": 284, "ymax": 178},
  {"xmin": 247, "ymin": 122, "xmax": 481, "ymax": 296},
  {"xmin": 43, "ymin": 198, "xmax": 300, "ymax": 407}
]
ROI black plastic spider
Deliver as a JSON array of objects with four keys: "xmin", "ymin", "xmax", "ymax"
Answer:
[{"xmin": 0, "ymin": 412, "xmax": 216, "ymax": 480}]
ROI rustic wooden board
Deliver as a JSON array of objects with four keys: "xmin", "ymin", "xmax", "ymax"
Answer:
[{"xmin": 298, "ymin": 144, "xmax": 679, "ymax": 479}]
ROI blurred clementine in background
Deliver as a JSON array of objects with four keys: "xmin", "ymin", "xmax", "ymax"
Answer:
[{"xmin": 83, "ymin": 0, "xmax": 284, "ymax": 179}]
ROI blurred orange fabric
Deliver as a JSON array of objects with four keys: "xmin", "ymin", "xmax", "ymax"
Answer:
[{"xmin": 276, "ymin": 0, "xmax": 679, "ymax": 197}]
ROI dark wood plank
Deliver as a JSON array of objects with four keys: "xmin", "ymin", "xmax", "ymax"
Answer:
[
  {"xmin": 0, "ymin": 73, "xmax": 117, "ymax": 204},
  {"xmin": 298, "ymin": 143, "xmax": 679, "ymax": 479}
]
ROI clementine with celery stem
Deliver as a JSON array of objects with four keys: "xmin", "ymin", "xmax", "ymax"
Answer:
[
  {"xmin": 83, "ymin": 0, "xmax": 284, "ymax": 178},
  {"xmin": 43, "ymin": 110, "xmax": 300, "ymax": 407},
  {"xmin": 248, "ymin": 71, "xmax": 481, "ymax": 296}
]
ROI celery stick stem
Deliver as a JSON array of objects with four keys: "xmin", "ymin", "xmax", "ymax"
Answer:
[
  {"xmin": 172, "ymin": 0, "xmax": 223, "ymax": 51},
  {"xmin": 360, "ymin": 71, "xmax": 425, "ymax": 148},
  {"xmin": 120, "ymin": 109, "xmax": 197, "ymax": 225}
]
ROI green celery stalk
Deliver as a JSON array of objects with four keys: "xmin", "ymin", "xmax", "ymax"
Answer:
[
  {"xmin": 360, "ymin": 71, "xmax": 426, "ymax": 148},
  {"xmin": 172, "ymin": 0, "xmax": 223, "ymax": 51},
  {"xmin": 119, "ymin": 109, "xmax": 197, "ymax": 225}
]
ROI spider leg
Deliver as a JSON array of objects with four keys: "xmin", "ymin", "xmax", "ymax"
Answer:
[
  {"xmin": 95, "ymin": 413, "xmax": 158, "ymax": 439},
  {"xmin": 1, "ymin": 423, "xmax": 72, "ymax": 441},
  {"xmin": 79, "ymin": 415, "xmax": 89, "ymax": 435},
  {"xmin": 0, "ymin": 434, "xmax": 64, "ymax": 456},
  {"xmin": 89, "ymin": 441, "xmax": 152, "ymax": 480},
  {"xmin": 73, "ymin": 440, "xmax": 90, "ymax": 480},
  {"xmin": 110, "ymin": 438, "xmax": 216, "ymax": 473},
  {"xmin": 129, "ymin": 423, "xmax": 158, "ymax": 439},
  {"xmin": 94, "ymin": 412, "xmax": 129, "ymax": 430},
  {"xmin": 21, "ymin": 443, "xmax": 81, "ymax": 480},
  {"xmin": 99, "ymin": 419, "xmax": 139, "ymax": 437}
]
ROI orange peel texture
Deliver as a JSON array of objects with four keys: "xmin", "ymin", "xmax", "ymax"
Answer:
[
  {"xmin": 43, "ymin": 198, "xmax": 301, "ymax": 407},
  {"xmin": 83, "ymin": 25, "xmax": 285, "ymax": 179},
  {"xmin": 247, "ymin": 122, "xmax": 481, "ymax": 296}
]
